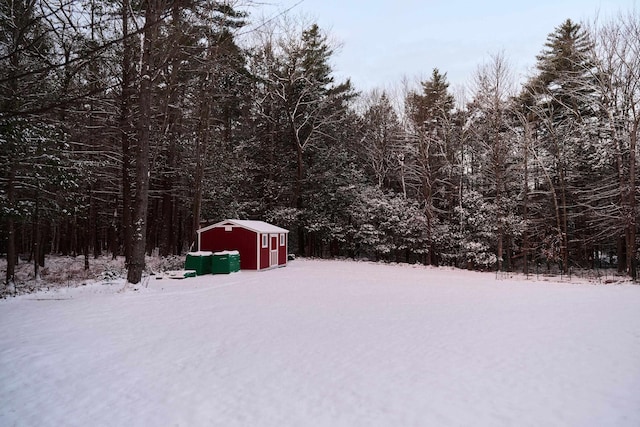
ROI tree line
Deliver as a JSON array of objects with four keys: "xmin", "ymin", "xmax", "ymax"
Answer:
[{"xmin": 2, "ymin": 1, "xmax": 639, "ymax": 286}]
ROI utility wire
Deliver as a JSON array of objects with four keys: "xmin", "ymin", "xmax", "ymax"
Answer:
[{"xmin": 238, "ymin": 0, "xmax": 305, "ymax": 36}]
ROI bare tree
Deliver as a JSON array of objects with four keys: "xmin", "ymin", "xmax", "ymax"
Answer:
[
  {"xmin": 592, "ymin": 10, "xmax": 640, "ymax": 279},
  {"xmin": 253, "ymin": 19, "xmax": 353, "ymax": 255},
  {"xmin": 358, "ymin": 89, "xmax": 403, "ymax": 189}
]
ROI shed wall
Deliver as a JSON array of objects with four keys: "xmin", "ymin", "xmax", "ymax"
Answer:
[{"xmin": 199, "ymin": 227, "xmax": 258, "ymax": 270}]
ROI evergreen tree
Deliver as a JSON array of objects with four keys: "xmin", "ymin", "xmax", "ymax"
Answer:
[
  {"xmin": 0, "ymin": 0, "xmax": 80, "ymax": 286},
  {"xmin": 521, "ymin": 19, "xmax": 599, "ymax": 273},
  {"xmin": 404, "ymin": 69, "xmax": 457, "ymax": 265}
]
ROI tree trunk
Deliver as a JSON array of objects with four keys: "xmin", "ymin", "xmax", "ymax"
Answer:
[
  {"xmin": 627, "ymin": 118, "xmax": 638, "ymax": 279},
  {"xmin": 110, "ymin": 197, "xmax": 118, "ymax": 260},
  {"xmin": 5, "ymin": 167, "xmax": 16, "ymax": 287},
  {"xmin": 84, "ymin": 209, "xmax": 90, "ymax": 271},
  {"xmin": 120, "ymin": 0, "xmax": 134, "ymax": 264},
  {"xmin": 159, "ymin": 4, "xmax": 181, "ymax": 257},
  {"xmin": 559, "ymin": 166, "xmax": 569, "ymax": 274},
  {"xmin": 33, "ymin": 190, "xmax": 40, "ymax": 279},
  {"xmin": 618, "ymin": 234, "xmax": 627, "ymax": 273},
  {"xmin": 612, "ymin": 114, "xmax": 627, "ymax": 274},
  {"xmin": 495, "ymin": 163, "xmax": 503, "ymax": 272},
  {"xmin": 191, "ymin": 81, "xmax": 211, "ymax": 249},
  {"xmin": 294, "ymin": 143, "xmax": 305, "ymax": 256},
  {"xmin": 191, "ymin": 170, "xmax": 202, "ymax": 250},
  {"xmin": 497, "ymin": 228, "xmax": 503, "ymax": 272},
  {"xmin": 159, "ymin": 192, "xmax": 174, "ymax": 256},
  {"xmin": 127, "ymin": 1, "xmax": 160, "ymax": 284},
  {"xmin": 522, "ymin": 122, "xmax": 530, "ymax": 275},
  {"xmin": 91, "ymin": 185, "xmax": 100, "ymax": 258}
]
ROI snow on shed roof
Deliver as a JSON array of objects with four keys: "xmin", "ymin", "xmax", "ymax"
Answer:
[{"xmin": 197, "ymin": 219, "xmax": 288, "ymax": 234}]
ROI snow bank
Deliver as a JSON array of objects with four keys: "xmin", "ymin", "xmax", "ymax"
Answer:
[{"xmin": 1, "ymin": 259, "xmax": 639, "ymax": 426}]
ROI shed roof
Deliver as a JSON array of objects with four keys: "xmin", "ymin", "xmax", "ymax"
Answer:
[{"xmin": 197, "ymin": 219, "xmax": 289, "ymax": 234}]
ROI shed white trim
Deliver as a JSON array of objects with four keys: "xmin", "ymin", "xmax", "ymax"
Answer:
[
  {"xmin": 256, "ymin": 233, "xmax": 261, "ymax": 270},
  {"xmin": 197, "ymin": 219, "xmax": 288, "ymax": 235}
]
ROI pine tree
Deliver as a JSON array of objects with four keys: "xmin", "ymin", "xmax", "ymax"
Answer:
[
  {"xmin": 0, "ymin": 0, "xmax": 74, "ymax": 286},
  {"xmin": 521, "ymin": 19, "xmax": 598, "ymax": 273},
  {"xmin": 404, "ymin": 69, "xmax": 456, "ymax": 265}
]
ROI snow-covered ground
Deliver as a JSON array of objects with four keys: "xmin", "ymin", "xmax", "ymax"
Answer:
[{"xmin": 1, "ymin": 259, "xmax": 639, "ymax": 426}]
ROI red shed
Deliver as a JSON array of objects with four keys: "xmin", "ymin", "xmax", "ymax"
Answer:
[{"xmin": 197, "ymin": 219, "xmax": 289, "ymax": 270}]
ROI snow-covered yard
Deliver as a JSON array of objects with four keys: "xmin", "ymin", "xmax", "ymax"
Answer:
[{"xmin": 1, "ymin": 259, "xmax": 639, "ymax": 426}]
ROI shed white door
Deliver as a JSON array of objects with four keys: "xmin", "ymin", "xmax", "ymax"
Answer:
[{"xmin": 270, "ymin": 234, "xmax": 278, "ymax": 267}]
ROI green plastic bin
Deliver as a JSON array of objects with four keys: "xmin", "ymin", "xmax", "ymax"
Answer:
[
  {"xmin": 212, "ymin": 250, "xmax": 240, "ymax": 274},
  {"xmin": 184, "ymin": 251, "xmax": 213, "ymax": 275},
  {"xmin": 229, "ymin": 251, "xmax": 240, "ymax": 272}
]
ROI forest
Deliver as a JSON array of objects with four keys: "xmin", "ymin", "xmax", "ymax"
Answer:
[{"xmin": 1, "ymin": 0, "xmax": 640, "ymax": 286}]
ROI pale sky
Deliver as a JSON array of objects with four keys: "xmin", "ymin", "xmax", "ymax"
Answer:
[{"xmin": 250, "ymin": 0, "xmax": 634, "ymax": 93}]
